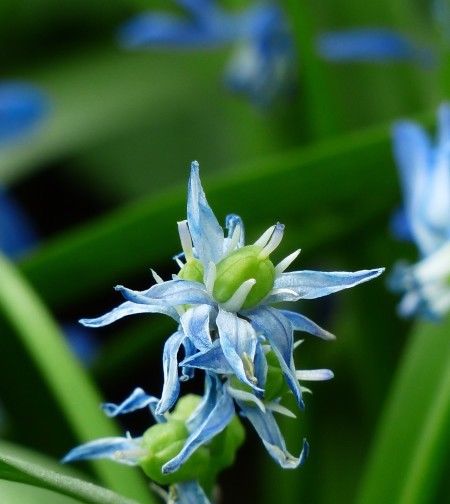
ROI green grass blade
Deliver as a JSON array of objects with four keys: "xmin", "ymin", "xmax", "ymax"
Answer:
[
  {"xmin": 0, "ymin": 253, "xmax": 154, "ymax": 503},
  {"xmin": 358, "ymin": 317, "xmax": 450, "ymax": 504},
  {"xmin": 0, "ymin": 452, "xmax": 139, "ymax": 504}
]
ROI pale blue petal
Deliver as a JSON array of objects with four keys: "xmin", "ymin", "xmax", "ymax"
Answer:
[
  {"xmin": 187, "ymin": 161, "xmax": 224, "ymax": 265},
  {"xmin": 62, "ymin": 437, "xmax": 142, "ymax": 465},
  {"xmin": 186, "ymin": 373, "xmax": 218, "ymax": 433},
  {"xmin": 102, "ymin": 387, "xmax": 158, "ymax": 416},
  {"xmin": 180, "ymin": 340, "xmax": 234, "ymax": 374},
  {"xmin": 80, "ymin": 300, "xmax": 179, "ymax": 327},
  {"xmin": 0, "ymin": 82, "xmax": 49, "ymax": 144},
  {"xmin": 115, "ymin": 280, "xmax": 212, "ymax": 306},
  {"xmin": 390, "ymin": 207, "xmax": 414, "ymax": 242},
  {"xmin": 253, "ymin": 341, "xmax": 268, "ymax": 390},
  {"xmin": 263, "ymin": 288, "xmax": 300, "ymax": 304},
  {"xmin": 279, "ymin": 310, "xmax": 335, "ymax": 340},
  {"xmin": 247, "ymin": 307, "xmax": 303, "ymax": 408},
  {"xmin": 157, "ymin": 331, "xmax": 187, "ymax": 415},
  {"xmin": 274, "ymin": 268, "xmax": 384, "ymax": 299},
  {"xmin": 174, "ymin": 481, "xmax": 211, "ymax": 504},
  {"xmin": 180, "ymin": 305, "xmax": 214, "ymax": 352},
  {"xmin": 317, "ymin": 29, "xmax": 434, "ymax": 66},
  {"xmin": 163, "ymin": 377, "xmax": 234, "ymax": 474},
  {"xmin": 237, "ymin": 402, "xmax": 309, "ymax": 469},
  {"xmin": 438, "ymin": 102, "xmax": 450, "ymax": 145},
  {"xmin": 180, "ymin": 337, "xmax": 196, "ymax": 381},
  {"xmin": 216, "ymin": 308, "xmax": 261, "ymax": 392}
]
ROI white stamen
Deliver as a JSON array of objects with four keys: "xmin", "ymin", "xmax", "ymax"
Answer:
[
  {"xmin": 275, "ymin": 249, "xmax": 301, "ymax": 275},
  {"xmin": 296, "ymin": 369, "xmax": 334, "ymax": 381},
  {"xmin": 225, "ymin": 224, "xmax": 242, "ymax": 255},
  {"xmin": 253, "ymin": 225, "xmax": 276, "ymax": 248},
  {"xmin": 227, "ymin": 385, "xmax": 266, "ymax": 412},
  {"xmin": 174, "ymin": 257, "xmax": 184, "ymax": 269},
  {"xmin": 177, "ymin": 220, "xmax": 194, "ymax": 260},
  {"xmin": 204, "ymin": 261, "xmax": 217, "ymax": 295},
  {"xmin": 301, "ymin": 386, "xmax": 313, "ymax": 395},
  {"xmin": 220, "ymin": 278, "xmax": 256, "ymax": 312},
  {"xmin": 151, "ymin": 269, "xmax": 164, "ymax": 284},
  {"xmin": 259, "ymin": 223, "xmax": 285, "ymax": 258},
  {"xmin": 266, "ymin": 402, "xmax": 297, "ymax": 418},
  {"xmin": 293, "ymin": 339, "xmax": 304, "ymax": 350}
]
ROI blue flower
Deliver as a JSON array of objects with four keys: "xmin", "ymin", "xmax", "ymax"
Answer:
[
  {"xmin": 317, "ymin": 28, "xmax": 435, "ymax": 67},
  {"xmin": 0, "ymin": 82, "xmax": 49, "ymax": 144},
  {"xmin": 80, "ymin": 161, "xmax": 383, "ymax": 455},
  {"xmin": 389, "ymin": 103, "xmax": 450, "ymax": 319},
  {"xmin": 118, "ymin": 1, "xmax": 295, "ymax": 106}
]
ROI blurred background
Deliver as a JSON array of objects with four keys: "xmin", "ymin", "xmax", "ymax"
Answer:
[{"xmin": 0, "ymin": 1, "xmax": 448, "ymax": 503}]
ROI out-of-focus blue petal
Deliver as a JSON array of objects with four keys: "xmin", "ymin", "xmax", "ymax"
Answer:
[
  {"xmin": 390, "ymin": 207, "xmax": 414, "ymax": 242},
  {"xmin": 0, "ymin": 82, "xmax": 49, "ymax": 144},
  {"xmin": 187, "ymin": 161, "xmax": 224, "ymax": 265},
  {"xmin": 317, "ymin": 29, "xmax": 435, "ymax": 66},
  {"xmin": 102, "ymin": 387, "xmax": 160, "ymax": 418},
  {"xmin": 180, "ymin": 305, "xmax": 214, "ymax": 352},
  {"xmin": 237, "ymin": 402, "xmax": 308, "ymax": 469},
  {"xmin": 180, "ymin": 340, "xmax": 234, "ymax": 374},
  {"xmin": 296, "ymin": 369, "xmax": 334, "ymax": 381},
  {"xmin": 63, "ymin": 323, "xmax": 99, "ymax": 364},
  {"xmin": 157, "ymin": 331, "xmax": 186, "ymax": 415},
  {"xmin": 174, "ymin": 481, "xmax": 211, "ymax": 504},
  {"xmin": 216, "ymin": 308, "xmax": 261, "ymax": 392},
  {"xmin": 247, "ymin": 307, "xmax": 303, "ymax": 409},
  {"xmin": 79, "ymin": 300, "xmax": 179, "ymax": 328},
  {"xmin": 0, "ymin": 186, "xmax": 37, "ymax": 258},
  {"xmin": 279, "ymin": 310, "xmax": 335, "ymax": 340},
  {"xmin": 274, "ymin": 268, "xmax": 384, "ymax": 299},
  {"xmin": 115, "ymin": 280, "xmax": 212, "ymax": 307},
  {"xmin": 163, "ymin": 376, "xmax": 234, "ymax": 474},
  {"xmin": 62, "ymin": 437, "xmax": 143, "ymax": 465}
]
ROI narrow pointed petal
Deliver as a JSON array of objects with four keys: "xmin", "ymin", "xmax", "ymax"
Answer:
[
  {"xmin": 80, "ymin": 300, "xmax": 179, "ymax": 327},
  {"xmin": 102, "ymin": 387, "xmax": 158, "ymax": 417},
  {"xmin": 280, "ymin": 309, "xmax": 335, "ymax": 340},
  {"xmin": 180, "ymin": 340, "xmax": 234, "ymax": 375},
  {"xmin": 157, "ymin": 331, "xmax": 187, "ymax": 415},
  {"xmin": 62, "ymin": 437, "xmax": 143, "ymax": 466},
  {"xmin": 163, "ymin": 378, "xmax": 235, "ymax": 474},
  {"xmin": 216, "ymin": 308, "xmax": 261, "ymax": 391},
  {"xmin": 247, "ymin": 307, "xmax": 303, "ymax": 409},
  {"xmin": 296, "ymin": 369, "xmax": 334, "ymax": 381},
  {"xmin": 274, "ymin": 268, "xmax": 384, "ymax": 299},
  {"xmin": 174, "ymin": 481, "xmax": 211, "ymax": 504},
  {"xmin": 180, "ymin": 305, "xmax": 214, "ymax": 352},
  {"xmin": 237, "ymin": 403, "xmax": 308, "ymax": 469},
  {"xmin": 187, "ymin": 161, "xmax": 224, "ymax": 264}
]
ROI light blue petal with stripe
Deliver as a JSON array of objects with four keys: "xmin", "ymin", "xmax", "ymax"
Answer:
[
  {"xmin": 102, "ymin": 387, "xmax": 165, "ymax": 423},
  {"xmin": 180, "ymin": 340, "xmax": 234, "ymax": 375},
  {"xmin": 180, "ymin": 304, "xmax": 214, "ymax": 352},
  {"xmin": 279, "ymin": 309, "xmax": 335, "ymax": 340}
]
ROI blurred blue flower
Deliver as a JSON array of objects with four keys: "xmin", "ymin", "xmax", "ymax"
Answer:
[
  {"xmin": 0, "ymin": 82, "xmax": 49, "ymax": 144},
  {"xmin": 317, "ymin": 28, "xmax": 435, "ymax": 67},
  {"xmin": 390, "ymin": 104, "xmax": 450, "ymax": 319},
  {"xmin": 118, "ymin": 1, "xmax": 295, "ymax": 106}
]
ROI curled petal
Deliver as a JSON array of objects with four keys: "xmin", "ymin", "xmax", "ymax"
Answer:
[
  {"xmin": 180, "ymin": 340, "xmax": 234, "ymax": 375},
  {"xmin": 180, "ymin": 305, "xmax": 214, "ymax": 352},
  {"xmin": 102, "ymin": 387, "xmax": 160, "ymax": 419},
  {"xmin": 274, "ymin": 268, "xmax": 384, "ymax": 299},
  {"xmin": 237, "ymin": 402, "xmax": 309, "ymax": 469},
  {"xmin": 62, "ymin": 437, "xmax": 144, "ymax": 466},
  {"xmin": 80, "ymin": 300, "xmax": 179, "ymax": 327},
  {"xmin": 280, "ymin": 310, "xmax": 335, "ymax": 340}
]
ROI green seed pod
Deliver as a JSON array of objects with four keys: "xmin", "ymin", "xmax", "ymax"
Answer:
[
  {"xmin": 178, "ymin": 258, "xmax": 204, "ymax": 283},
  {"xmin": 213, "ymin": 245, "xmax": 275, "ymax": 309},
  {"xmin": 169, "ymin": 394, "xmax": 201, "ymax": 422}
]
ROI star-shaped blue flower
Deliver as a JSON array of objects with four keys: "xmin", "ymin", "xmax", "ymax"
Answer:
[{"xmin": 389, "ymin": 103, "xmax": 450, "ymax": 319}]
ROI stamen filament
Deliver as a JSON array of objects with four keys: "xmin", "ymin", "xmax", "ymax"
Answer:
[
  {"xmin": 275, "ymin": 249, "xmax": 301, "ymax": 275},
  {"xmin": 253, "ymin": 224, "xmax": 276, "ymax": 248},
  {"xmin": 220, "ymin": 278, "xmax": 256, "ymax": 312},
  {"xmin": 259, "ymin": 222, "xmax": 285, "ymax": 258},
  {"xmin": 177, "ymin": 220, "xmax": 194, "ymax": 260}
]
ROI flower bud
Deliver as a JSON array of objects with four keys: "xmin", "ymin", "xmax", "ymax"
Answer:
[{"xmin": 213, "ymin": 245, "xmax": 275, "ymax": 309}]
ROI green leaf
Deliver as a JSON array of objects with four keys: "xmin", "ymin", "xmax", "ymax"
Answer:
[
  {"xmin": 0, "ymin": 253, "xmax": 154, "ymax": 503},
  {"xmin": 358, "ymin": 316, "xmax": 450, "ymax": 504},
  {"xmin": 0, "ymin": 452, "xmax": 140, "ymax": 504}
]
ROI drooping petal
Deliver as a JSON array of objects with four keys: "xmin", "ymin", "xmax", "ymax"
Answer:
[
  {"xmin": 157, "ymin": 331, "xmax": 187, "ymax": 415},
  {"xmin": 187, "ymin": 161, "xmax": 224, "ymax": 265},
  {"xmin": 180, "ymin": 305, "xmax": 214, "ymax": 352},
  {"xmin": 102, "ymin": 387, "xmax": 159, "ymax": 417},
  {"xmin": 237, "ymin": 402, "xmax": 308, "ymax": 469},
  {"xmin": 280, "ymin": 309, "xmax": 335, "ymax": 340},
  {"xmin": 216, "ymin": 308, "xmax": 261, "ymax": 392},
  {"xmin": 162, "ymin": 377, "xmax": 235, "ymax": 474},
  {"xmin": 274, "ymin": 268, "xmax": 384, "ymax": 299},
  {"xmin": 80, "ymin": 300, "xmax": 179, "ymax": 327},
  {"xmin": 62, "ymin": 437, "xmax": 144, "ymax": 466},
  {"xmin": 173, "ymin": 481, "xmax": 211, "ymax": 504},
  {"xmin": 247, "ymin": 307, "xmax": 303, "ymax": 408},
  {"xmin": 115, "ymin": 280, "xmax": 212, "ymax": 307},
  {"xmin": 180, "ymin": 340, "xmax": 234, "ymax": 375},
  {"xmin": 317, "ymin": 29, "xmax": 434, "ymax": 65}
]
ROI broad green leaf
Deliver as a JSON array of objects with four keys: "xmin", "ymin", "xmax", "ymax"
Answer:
[
  {"xmin": 18, "ymin": 116, "xmax": 424, "ymax": 311},
  {"xmin": 358, "ymin": 316, "xmax": 450, "ymax": 504},
  {"xmin": 0, "ymin": 452, "xmax": 139, "ymax": 504},
  {"xmin": 0, "ymin": 253, "xmax": 154, "ymax": 503}
]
